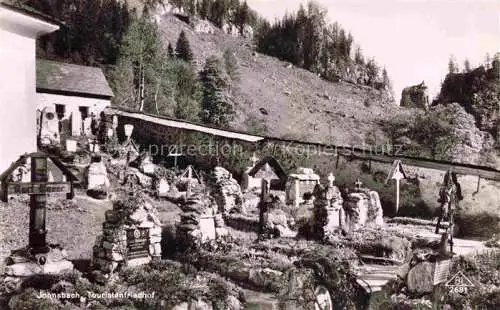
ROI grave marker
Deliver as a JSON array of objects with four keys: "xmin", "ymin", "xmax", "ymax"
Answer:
[
  {"xmin": 126, "ymin": 228, "xmax": 150, "ymax": 260},
  {"xmin": 385, "ymin": 160, "xmax": 407, "ymax": 213}
]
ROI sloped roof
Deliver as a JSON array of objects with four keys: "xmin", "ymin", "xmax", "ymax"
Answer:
[
  {"xmin": 0, "ymin": 1, "xmax": 62, "ymax": 26},
  {"xmin": 36, "ymin": 59, "xmax": 114, "ymax": 98},
  {"xmin": 247, "ymin": 156, "xmax": 287, "ymax": 180}
]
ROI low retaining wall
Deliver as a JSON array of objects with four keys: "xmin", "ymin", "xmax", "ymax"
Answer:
[{"xmin": 225, "ymin": 214, "xmax": 260, "ymax": 233}]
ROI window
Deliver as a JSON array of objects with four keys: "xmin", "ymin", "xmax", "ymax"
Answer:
[
  {"xmin": 55, "ymin": 104, "xmax": 65, "ymax": 120},
  {"xmin": 79, "ymin": 106, "xmax": 89, "ymax": 119}
]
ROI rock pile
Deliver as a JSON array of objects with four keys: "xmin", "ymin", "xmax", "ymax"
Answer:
[
  {"xmin": 344, "ymin": 189, "xmax": 384, "ymax": 233},
  {"xmin": 3, "ymin": 245, "xmax": 74, "ymax": 292},
  {"xmin": 177, "ymin": 192, "xmax": 228, "ymax": 249},
  {"xmin": 91, "ymin": 194, "xmax": 162, "ymax": 283},
  {"xmin": 210, "ymin": 167, "xmax": 243, "ymax": 214},
  {"xmin": 313, "ymin": 184, "xmax": 344, "ymax": 239}
]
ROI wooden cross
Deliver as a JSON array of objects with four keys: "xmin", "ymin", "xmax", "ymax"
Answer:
[
  {"xmin": 355, "ymin": 178, "xmax": 363, "ymax": 190},
  {"xmin": 167, "ymin": 148, "xmax": 183, "ymax": 168},
  {"xmin": 0, "ymin": 153, "xmax": 76, "ymax": 255}
]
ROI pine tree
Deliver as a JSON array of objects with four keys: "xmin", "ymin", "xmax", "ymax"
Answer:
[
  {"xmin": 366, "ymin": 58, "xmax": 379, "ymax": 86},
  {"xmin": 354, "ymin": 46, "xmax": 364, "ymax": 65},
  {"xmin": 210, "ymin": 0, "xmax": 228, "ymax": 28},
  {"xmin": 199, "ymin": 0, "xmax": 211, "ymax": 19},
  {"xmin": 448, "ymin": 55, "xmax": 458, "ymax": 74},
  {"xmin": 164, "ymin": 59, "xmax": 201, "ymax": 121},
  {"xmin": 175, "ymin": 30, "xmax": 193, "ymax": 62},
  {"xmin": 235, "ymin": 1, "xmax": 249, "ymax": 34},
  {"xmin": 167, "ymin": 43, "xmax": 174, "ymax": 58},
  {"xmin": 463, "ymin": 59, "xmax": 472, "ymax": 73},
  {"xmin": 199, "ymin": 56, "xmax": 234, "ymax": 127}
]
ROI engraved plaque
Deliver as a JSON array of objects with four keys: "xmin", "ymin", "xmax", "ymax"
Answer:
[{"xmin": 126, "ymin": 228, "xmax": 150, "ymax": 259}]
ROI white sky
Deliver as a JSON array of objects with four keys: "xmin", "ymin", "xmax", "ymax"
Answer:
[{"xmin": 247, "ymin": 0, "xmax": 500, "ymax": 102}]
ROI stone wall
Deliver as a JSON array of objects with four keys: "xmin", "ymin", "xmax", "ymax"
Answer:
[{"xmin": 109, "ymin": 111, "xmax": 500, "ymax": 218}]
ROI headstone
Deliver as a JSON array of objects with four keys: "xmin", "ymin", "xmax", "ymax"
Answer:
[
  {"xmin": 157, "ymin": 178, "xmax": 170, "ymax": 198},
  {"xmin": 66, "ymin": 139, "xmax": 77, "ymax": 152},
  {"xmin": 39, "ymin": 107, "xmax": 60, "ymax": 146},
  {"xmin": 112, "ymin": 115, "xmax": 118, "ymax": 129},
  {"xmin": 124, "ymin": 124, "xmax": 134, "ymax": 139},
  {"xmin": 86, "ymin": 156, "xmax": 109, "ymax": 199},
  {"xmin": 71, "ymin": 110, "xmax": 82, "ymax": 136},
  {"xmin": 91, "ymin": 194, "xmax": 162, "ymax": 282},
  {"xmin": 83, "ymin": 117, "xmax": 92, "ymax": 136},
  {"xmin": 286, "ymin": 167, "xmax": 321, "ymax": 207}
]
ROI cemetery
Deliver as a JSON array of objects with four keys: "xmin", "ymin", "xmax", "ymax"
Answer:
[{"xmin": 0, "ymin": 113, "xmax": 499, "ymax": 310}]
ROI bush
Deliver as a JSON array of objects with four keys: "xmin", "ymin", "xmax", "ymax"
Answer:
[{"xmin": 455, "ymin": 211, "xmax": 500, "ymax": 238}]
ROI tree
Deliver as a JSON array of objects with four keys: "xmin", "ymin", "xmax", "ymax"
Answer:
[
  {"xmin": 234, "ymin": 1, "xmax": 249, "ymax": 34},
  {"xmin": 409, "ymin": 111, "xmax": 461, "ymax": 160},
  {"xmin": 464, "ymin": 59, "xmax": 472, "ymax": 73},
  {"xmin": 175, "ymin": 30, "xmax": 193, "ymax": 62},
  {"xmin": 112, "ymin": 16, "xmax": 165, "ymax": 112},
  {"xmin": 167, "ymin": 43, "xmax": 174, "ymax": 58},
  {"xmin": 199, "ymin": 0, "xmax": 211, "ymax": 19},
  {"xmin": 366, "ymin": 58, "xmax": 379, "ymax": 86},
  {"xmin": 164, "ymin": 59, "xmax": 201, "ymax": 121},
  {"xmin": 354, "ymin": 46, "xmax": 364, "ymax": 65},
  {"xmin": 210, "ymin": 0, "xmax": 229, "ymax": 28},
  {"xmin": 448, "ymin": 55, "xmax": 458, "ymax": 74},
  {"xmin": 199, "ymin": 56, "xmax": 234, "ymax": 127}
]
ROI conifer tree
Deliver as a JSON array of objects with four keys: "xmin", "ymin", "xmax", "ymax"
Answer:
[
  {"xmin": 463, "ymin": 59, "xmax": 472, "ymax": 73},
  {"xmin": 167, "ymin": 43, "xmax": 174, "ymax": 58},
  {"xmin": 448, "ymin": 55, "xmax": 458, "ymax": 74},
  {"xmin": 175, "ymin": 30, "xmax": 194, "ymax": 62},
  {"xmin": 235, "ymin": 1, "xmax": 249, "ymax": 34},
  {"xmin": 199, "ymin": 56, "xmax": 234, "ymax": 127}
]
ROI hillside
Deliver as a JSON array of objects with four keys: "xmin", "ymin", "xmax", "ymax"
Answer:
[{"xmin": 158, "ymin": 13, "xmax": 397, "ymax": 145}]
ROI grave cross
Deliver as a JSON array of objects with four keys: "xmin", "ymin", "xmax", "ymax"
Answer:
[
  {"xmin": 0, "ymin": 153, "xmax": 76, "ymax": 255},
  {"xmin": 250, "ymin": 152, "xmax": 259, "ymax": 167},
  {"xmin": 167, "ymin": 148, "xmax": 183, "ymax": 168},
  {"xmin": 385, "ymin": 160, "xmax": 406, "ymax": 213},
  {"xmin": 355, "ymin": 178, "xmax": 363, "ymax": 190}
]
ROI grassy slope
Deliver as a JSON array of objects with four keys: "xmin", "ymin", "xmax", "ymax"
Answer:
[{"xmin": 158, "ymin": 14, "xmax": 399, "ymax": 146}]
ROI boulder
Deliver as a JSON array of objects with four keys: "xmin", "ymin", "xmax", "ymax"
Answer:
[{"xmin": 407, "ymin": 262, "xmax": 434, "ymax": 294}]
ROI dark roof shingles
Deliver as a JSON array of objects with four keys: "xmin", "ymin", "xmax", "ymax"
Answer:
[{"xmin": 36, "ymin": 59, "xmax": 114, "ymax": 98}]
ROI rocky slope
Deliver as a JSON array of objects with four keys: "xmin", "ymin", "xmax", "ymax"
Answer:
[{"xmin": 157, "ymin": 13, "xmax": 397, "ymax": 145}]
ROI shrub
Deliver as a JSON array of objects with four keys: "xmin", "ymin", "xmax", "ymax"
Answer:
[{"xmin": 455, "ymin": 211, "xmax": 500, "ymax": 238}]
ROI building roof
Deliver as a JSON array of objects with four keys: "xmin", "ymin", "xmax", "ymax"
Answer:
[
  {"xmin": 107, "ymin": 107, "xmax": 264, "ymax": 143},
  {"xmin": 36, "ymin": 59, "xmax": 114, "ymax": 99},
  {"xmin": 0, "ymin": 1, "xmax": 62, "ymax": 26}
]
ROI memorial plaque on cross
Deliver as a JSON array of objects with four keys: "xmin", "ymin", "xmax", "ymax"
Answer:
[{"xmin": 0, "ymin": 153, "xmax": 77, "ymax": 255}]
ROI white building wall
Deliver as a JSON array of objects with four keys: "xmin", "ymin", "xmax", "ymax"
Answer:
[
  {"xmin": 37, "ymin": 93, "xmax": 110, "ymax": 136},
  {"xmin": 0, "ymin": 28, "xmax": 37, "ymax": 172}
]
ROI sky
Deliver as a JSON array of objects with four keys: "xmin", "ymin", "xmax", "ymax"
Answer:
[{"xmin": 246, "ymin": 0, "xmax": 500, "ymax": 103}]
